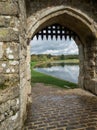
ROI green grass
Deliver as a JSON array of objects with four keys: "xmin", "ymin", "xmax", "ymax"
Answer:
[{"xmin": 31, "ymin": 61, "xmax": 78, "ymax": 89}]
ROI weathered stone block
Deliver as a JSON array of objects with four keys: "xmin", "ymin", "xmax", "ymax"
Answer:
[
  {"xmin": 0, "ymin": 86, "xmax": 19, "ymax": 104},
  {"xmin": 0, "ymin": 2, "xmax": 18, "ymax": 15},
  {"xmin": 0, "ymin": 16, "xmax": 19, "ymax": 28},
  {"xmin": 0, "ymin": 74, "xmax": 19, "ymax": 89},
  {"xmin": 0, "ymin": 28, "xmax": 19, "ymax": 42},
  {"xmin": 0, "ymin": 42, "xmax": 19, "ymax": 60},
  {"xmin": 0, "ymin": 111, "xmax": 20, "ymax": 130},
  {"xmin": 0, "ymin": 60, "xmax": 19, "ymax": 74},
  {"xmin": 0, "ymin": 98, "xmax": 19, "ymax": 115}
]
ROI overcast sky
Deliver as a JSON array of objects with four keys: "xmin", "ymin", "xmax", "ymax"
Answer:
[{"xmin": 30, "ymin": 36, "xmax": 78, "ymax": 55}]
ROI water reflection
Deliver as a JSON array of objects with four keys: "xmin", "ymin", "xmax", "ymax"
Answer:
[{"xmin": 34, "ymin": 64, "xmax": 79, "ymax": 83}]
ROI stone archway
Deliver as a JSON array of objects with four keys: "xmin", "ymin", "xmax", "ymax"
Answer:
[
  {"xmin": 26, "ymin": 6, "xmax": 97, "ymax": 95},
  {"xmin": 0, "ymin": 1, "xmax": 97, "ymax": 130}
]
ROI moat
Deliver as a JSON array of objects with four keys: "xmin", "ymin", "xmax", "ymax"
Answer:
[{"xmin": 34, "ymin": 63, "xmax": 79, "ymax": 83}]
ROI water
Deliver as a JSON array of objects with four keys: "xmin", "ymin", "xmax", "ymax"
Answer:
[{"xmin": 34, "ymin": 64, "xmax": 79, "ymax": 83}]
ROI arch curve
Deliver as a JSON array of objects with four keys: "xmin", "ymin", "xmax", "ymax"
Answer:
[{"xmin": 27, "ymin": 6, "xmax": 96, "ymax": 42}]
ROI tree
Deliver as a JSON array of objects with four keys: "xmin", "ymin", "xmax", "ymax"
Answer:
[{"xmin": 60, "ymin": 54, "xmax": 65, "ymax": 60}]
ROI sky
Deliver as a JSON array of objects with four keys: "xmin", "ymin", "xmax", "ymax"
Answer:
[{"xmin": 30, "ymin": 36, "xmax": 78, "ymax": 55}]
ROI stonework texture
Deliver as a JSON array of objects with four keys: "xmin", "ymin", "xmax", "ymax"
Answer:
[
  {"xmin": 0, "ymin": 0, "xmax": 97, "ymax": 130},
  {"xmin": 0, "ymin": 0, "xmax": 31, "ymax": 130}
]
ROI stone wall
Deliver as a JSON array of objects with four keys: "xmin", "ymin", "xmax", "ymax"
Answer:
[
  {"xmin": 26, "ymin": 0, "xmax": 97, "ymax": 21},
  {"xmin": 0, "ymin": 0, "xmax": 31, "ymax": 130}
]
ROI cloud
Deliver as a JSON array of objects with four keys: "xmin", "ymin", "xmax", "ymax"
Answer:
[{"xmin": 30, "ymin": 36, "xmax": 78, "ymax": 55}]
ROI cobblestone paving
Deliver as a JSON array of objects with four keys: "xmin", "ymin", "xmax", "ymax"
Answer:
[{"xmin": 24, "ymin": 83, "xmax": 97, "ymax": 130}]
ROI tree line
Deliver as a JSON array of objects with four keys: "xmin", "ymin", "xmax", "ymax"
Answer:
[{"xmin": 31, "ymin": 54, "xmax": 79, "ymax": 62}]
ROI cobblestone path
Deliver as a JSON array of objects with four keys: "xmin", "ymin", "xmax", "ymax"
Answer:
[{"xmin": 24, "ymin": 83, "xmax": 97, "ymax": 130}]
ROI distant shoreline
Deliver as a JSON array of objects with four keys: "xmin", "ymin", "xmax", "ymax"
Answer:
[{"xmin": 32, "ymin": 59, "xmax": 79, "ymax": 68}]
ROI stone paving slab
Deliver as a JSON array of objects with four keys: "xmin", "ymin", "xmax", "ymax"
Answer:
[{"xmin": 24, "ymin": 83, "xmax": 97, "ymax": 130}]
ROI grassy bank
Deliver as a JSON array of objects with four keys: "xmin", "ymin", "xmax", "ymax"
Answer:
[
  {"xmin": 31, "ymin": 61, "xmax": 78, "ymax": 89},
  {"xmin": 53, "ymin": 59, "xmax": 79, "ymax": 64}
]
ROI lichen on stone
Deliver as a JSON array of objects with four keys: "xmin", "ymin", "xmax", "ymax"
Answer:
[{"xmin": 0, "ymin": 83, "xmax": 7, "ymax": 90}]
